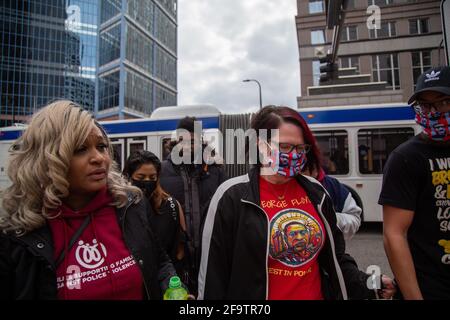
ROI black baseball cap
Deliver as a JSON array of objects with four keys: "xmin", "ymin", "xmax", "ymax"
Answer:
[{"xmin": 408, "ymin": 66, "xmax": 450, "ymax": 104}]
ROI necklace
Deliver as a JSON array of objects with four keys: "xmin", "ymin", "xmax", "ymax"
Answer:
[{"xmin": 266, "ymin": 179, "xmax": 291, "ymax": 201}]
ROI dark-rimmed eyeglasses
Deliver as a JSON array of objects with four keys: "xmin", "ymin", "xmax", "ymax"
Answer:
[
  {"xmin": 412, "ymin": 99, "xmax": 450, "ymax": 113},
  {"xmin": 278, "ymin": 143, "xmax": 311, "ymax": 154}
]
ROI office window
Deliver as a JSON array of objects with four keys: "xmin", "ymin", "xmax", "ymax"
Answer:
[
  {"xmin": 312, "ymin": 60, "xmax": 321, "ymax": 86},
  {"xmin": 369, "ymin": 21, "xmax": 396, "ymax": 38},
  {"xmin": 98, "ymin": 71, "xmax": 120, "ymax": 111},
  {"xmin": 127, "ymin": 0, "xmax": 154, "ymax": 34},
  {"xmin": 126, "ymin": 23, "xmax": 153, "ymax": 74},
  {"xmin": 154, "ymin": 46, "xmax": 177, "ymax": 88},
  {"xmin": 409, "ymin": 18, "xmax": 429, "ymax": 34},
  {"xmin": 341, "ymin": 25, "xmax": 358, "ymax": 42},
  {"xmin": 101, "ymin": 0, "xmax": 121, "ymax": 24},
  {"xmin": 124, "ymin": 70, "xmax": 153, "ymax": 114},
  {"xmin": 309, "ymin": 0, "xmax": 324, "ymax": 14},
  {"xmin": 311, "ymin": 29, "xmax": 325, "ymax": 45},
  {"xmin": 368, "ymin": 0, "xmax": 393, "ymax": 6},
  {"xmin": 372, "ymin": 53, "xmax": 400, "ymax": 90},
  {"xmin": 346, "ymin": 0, "xmax": 356, "ymax": 9},
  {"xmin": 339, "ymin": 56, "xmax": 359, "ymax": 72},
  {"xmin": 412, "ymin": 51, "xmax": 432, "ymax": 89},
  {"xmin": 155, "ymin": 84, "xmax": 176, "ymax": 108},
  {"xmin": 99, "ymin": 24, "xmax": 121, "ymax": 66}
]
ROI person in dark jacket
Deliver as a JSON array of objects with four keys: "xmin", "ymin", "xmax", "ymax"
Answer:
[
  {"xmin": 159, "ymin": 116, "xmax": 226, "ymax": 296},
  {"xmin": 123, "ymin": 150, "xmax": 186, "ymax": 275},
  {"xmin": 198, "ymin": 106, "xmax": 395, "ymax": 300},
  {"xmin": 0, "ymin": 100, "xmax": 176, "ymax": 300}
]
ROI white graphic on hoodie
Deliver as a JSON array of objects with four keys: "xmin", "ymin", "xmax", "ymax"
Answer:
[{"xmin": 75, "ymin": 239, "xmax": 107, "ymax": 269}]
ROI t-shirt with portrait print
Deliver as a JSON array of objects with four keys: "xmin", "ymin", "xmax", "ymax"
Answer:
[{"xmin": 260, "ymin": 176, "xmax": 326, "ymax": 300}]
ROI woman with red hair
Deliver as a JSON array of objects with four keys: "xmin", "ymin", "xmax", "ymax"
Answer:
[{"xmin": 198, "ymin": 105, "xmax": 395, "ymax": 300}]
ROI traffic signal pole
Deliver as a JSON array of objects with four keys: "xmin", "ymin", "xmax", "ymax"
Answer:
[
  {"xmin": 442, "ymin": 0, "xmax": 450, "ymax": 66},
  {"xmin": 319, "ymin": 0, "xmax": 348, "ymax": 84}
]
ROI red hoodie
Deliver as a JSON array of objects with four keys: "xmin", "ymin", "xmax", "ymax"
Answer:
[{"xmin": 47, "ymin": 187, "xmax": 143, "ymax": 300}]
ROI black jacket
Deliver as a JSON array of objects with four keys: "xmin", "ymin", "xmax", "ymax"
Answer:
[
  {"xmin": 160, "ymin": 157, "xmax": 226, "ymax": 293},
  {"xmin": 198, "ymin": 167, "xmax": 374, "ymax": 300},
  {"xmin": 160, "ymin": 157, "xmax": 226, "ymax": 225},
  {"xmin": 0, "ymin": 195, "xmax": 176, "ymax": 300}
]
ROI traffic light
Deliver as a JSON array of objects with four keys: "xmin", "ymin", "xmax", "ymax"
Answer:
[{"xmin": 319, "ymin": 58, "xmax": 338, "ymax": 84}]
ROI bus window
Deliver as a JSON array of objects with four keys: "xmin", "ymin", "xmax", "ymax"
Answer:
[
  {"xmin": 358, "ymin": 127, "xmax": 414, "ymax": 174},
  {"xmin": 127, "ymin": 137, "xmax": 147, "ymax": 157},
  {"xmin": 314, "ymin": 130, "xmax": 349, "ymax": 175},
  {"xmin": 110, "ymin": 139, "xmax": 124, "ymax": 171},
  {"xmin": 161, "ymin": 137, "xmax": 174, "ymax": 160}
]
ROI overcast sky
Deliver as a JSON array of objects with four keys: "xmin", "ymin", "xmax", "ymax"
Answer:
[{"xmin": 177, "ymin": 1, "xmax": 300, "ymax": 114}]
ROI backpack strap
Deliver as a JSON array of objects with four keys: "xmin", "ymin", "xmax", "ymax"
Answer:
[
  {"xmin": 55, "ymin": 214, "xmax": 91, "ymax": 267},
  {"xmin": 166, "ymin": 197, "xmax": 178, "ymax": 221}
]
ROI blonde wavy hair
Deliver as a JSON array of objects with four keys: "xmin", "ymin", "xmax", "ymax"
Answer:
[{"xmin": 0, "ymin": 100, "xmax": 142, "ymax": 234}]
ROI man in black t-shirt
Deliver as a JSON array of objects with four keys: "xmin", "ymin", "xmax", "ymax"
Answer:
[{"xmin": 379, "ymin": 66, "xmax": 450, "ymax": 299}]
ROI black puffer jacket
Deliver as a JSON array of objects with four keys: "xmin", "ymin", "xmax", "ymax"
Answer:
[
  {"xmin": 198, "ymin": 167, "xmax": 375, "ymax": 300},
  {"xmin": 0, "ymin": 195, "xmax": 176, "ymax": 300}
]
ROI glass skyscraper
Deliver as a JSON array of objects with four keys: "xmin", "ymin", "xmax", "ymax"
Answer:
[
  {"xmin": 0, "ymin": 0, "xmax": 177, "ymax": 126},
  {"xmin": 0, "ymin": 0, "xmax": 98, "ymax": 127},
  {"xmin": 97, "ymin": 0, "xmax": 177, "ymax": 120}
]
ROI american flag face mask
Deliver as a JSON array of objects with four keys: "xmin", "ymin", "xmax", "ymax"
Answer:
[
  {"xmin": 265, "ymin": 140, "xmax": 307, "ymax": 177},
  {"xmin": 414, "ymin": 106, "xmax": 450, "ymax": 142}
]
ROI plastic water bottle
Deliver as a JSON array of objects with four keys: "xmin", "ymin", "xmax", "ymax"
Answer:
[{"xmin": 163, "ymin": 276, "xmax": 188, "ymax": 300}]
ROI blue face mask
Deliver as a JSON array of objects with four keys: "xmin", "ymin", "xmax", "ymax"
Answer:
[
  {"xmin": 414, "ymin": 109, "xmax": 450, "ymax": 142},
  {"xmin": 267, "ymin": 147, "xmax": 307, "ymax": 177}
]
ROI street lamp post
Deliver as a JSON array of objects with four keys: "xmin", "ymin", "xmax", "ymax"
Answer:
[{"xmin": 243, "ymin": 79, "xmax": 262, "ymax": 110}]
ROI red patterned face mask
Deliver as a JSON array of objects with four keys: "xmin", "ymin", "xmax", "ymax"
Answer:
[
  {"xmin": 266, "ymin": 145, "xmax": 307, "ymax": 177},
  {"xmin": 414, "ymin": 109, "xmax": 450, "ymax": 142}
]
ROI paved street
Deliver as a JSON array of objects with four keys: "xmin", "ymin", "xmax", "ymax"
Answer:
[{"xmin": 346, "ymin": 223, "xmax": 393, "ymax": 279}]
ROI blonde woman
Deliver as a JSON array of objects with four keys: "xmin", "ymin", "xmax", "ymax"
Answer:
[{"xmin": 0, "ymin": 100, "xmax": 177, "ymax": 300}]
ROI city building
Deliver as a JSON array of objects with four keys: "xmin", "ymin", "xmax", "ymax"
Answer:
[
  {"xmin": 0, "ymin": 0, "xmax": 178, "ymax": 127},
  {"xmin": 97, "ymin": 0, "xmax": 177, "ymax": 120},
  {"xmin": 296, "ymin": 0, "xmax": 445, "ymax": 108},
  {"xmin": 0, "ymin": 0, "xmax": 98, "ymax": 127}
]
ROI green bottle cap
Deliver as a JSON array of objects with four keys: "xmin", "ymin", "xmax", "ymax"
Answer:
[{"xmin": 169, "ymin": 276, "xmax": 181, "ymax": 288}]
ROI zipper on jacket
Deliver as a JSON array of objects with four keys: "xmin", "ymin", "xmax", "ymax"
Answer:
[
  {"xmin": 315, "ymin": 194, "xmax": 348, "ymax": 300},
  {"xmin": 240, "ymin": 199, "xmax": 271, "ymax": 300},
  {"xmin": 120, "ymin": 196, "xmax": 135, "ymax": 231},
  {"xmin": 132, "ymin": 253, "xmax": 151, "ymax": 300}
]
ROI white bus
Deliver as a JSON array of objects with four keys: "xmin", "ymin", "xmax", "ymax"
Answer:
[
  {"xmin": 299, "ymin": 103, "xmax": 420, "ymax": 222},
  {"xmin": 0, "ymin": 103, "xmax": 419, "ymax": 222}
]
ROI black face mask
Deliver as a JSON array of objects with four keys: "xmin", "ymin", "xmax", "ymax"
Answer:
[{"xmin": 132, "ymin": 179, "xmax": 157, "ymax": 196}]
